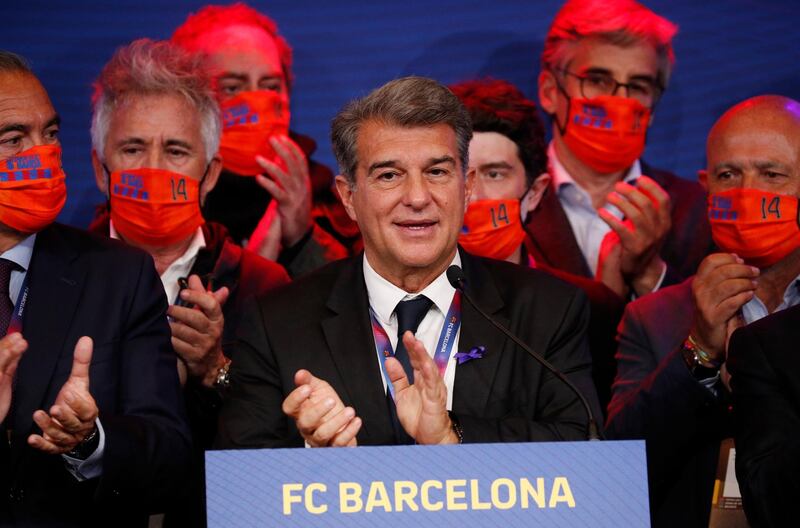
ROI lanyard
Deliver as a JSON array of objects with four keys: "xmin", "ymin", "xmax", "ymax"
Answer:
[
  {"xmin": 6, "ymin": 271, "xmax": 29, "ymax": 335},
  {"xmin": 369, "ymin": 291, "xmax": 462, "ymax": 400}
]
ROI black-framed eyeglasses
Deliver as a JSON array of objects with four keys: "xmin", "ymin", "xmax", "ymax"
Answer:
[{"xmin": 558, "ymin": 69, "xmax": 663, "ymax": 108}]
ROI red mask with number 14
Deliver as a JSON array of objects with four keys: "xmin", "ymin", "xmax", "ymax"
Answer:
[
  {"xmin": 459, "ymin": 199, "xmax": 526, "ymax": 260},
  {"xmin": 708, "ymin": 188, "xmax": 800, "ymax": 268},
  {"xmin": 109, "ymin": 167, "xmax": 203, "ymax": 247}
]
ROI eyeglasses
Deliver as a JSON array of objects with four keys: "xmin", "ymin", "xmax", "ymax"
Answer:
[{"xmin": 558, "ymin": 69, "xmax": 662, "ymax": 108}]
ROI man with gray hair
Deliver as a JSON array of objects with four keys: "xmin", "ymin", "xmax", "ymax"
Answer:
[
  {"xmin": 218, "ymin": 76, "xmax": 600, "ymax": 449},
  {"xmin": 0, "ymin": 49, "xmax": 190, "ymax": 526},
  {"xmin": 532, "ymin": 0, "xmax": 712, "ymax": 299},
  {"xmin": 86, "ymin": 38, "xmax": 289, "ymax": 525}
]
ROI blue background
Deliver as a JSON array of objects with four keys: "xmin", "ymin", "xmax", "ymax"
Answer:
[
  {"xmin": 206, "ymin": 441, "xmax": 649, "ymax": 527},
  {"xmin": 2, "ymin": 0, "xmax": 799, "ymax": 228}
]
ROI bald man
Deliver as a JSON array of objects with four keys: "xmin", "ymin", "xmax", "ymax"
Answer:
[{"xmin": 605, "ymin": 95, "xmax": 800, "ymax": 528}]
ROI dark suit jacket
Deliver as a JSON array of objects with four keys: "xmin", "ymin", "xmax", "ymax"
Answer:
[
  {"xmin": 729, "ymin": 304, "xmax": 800, "ymax": 528},
  {"xmin": 217, "ymin": 250, "xmax": 601, "ymax": 448},
  {"xmin": 172, "ymin": 222, "xmax": 290, "ymax": 528},
  {"xmin": 87, "ymin": 216, "xmax": 290, "ymax": 527},
  {"xmin": 536, "ymin": 260, "xmax": 625, "ymax": 416},
  {"xmin": 525, "ymin": 162, "xmax": 713, "ymax": 286},
  {"xmin": 0, "ymin": 223, "xmax": 192, "ymax": 527},
  {"xmin": 604, "ymin": 278, "xmax": 731, "ymax": 528}
]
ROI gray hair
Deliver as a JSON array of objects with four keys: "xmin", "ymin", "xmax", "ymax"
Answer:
[
  {"xmin": 541, "ymin": 0, "xmax": 678, "ymax": 90},
  {"xmin": 0, "ymin": 50, "xmax": 33, "ymax": 75},
  {"xmin": 91, "ymin": 38, "xmax": 221, "ymax": 163},
  {"xmin": 331, "ymin": 76, "xmax": 472, "ymax": 184}
]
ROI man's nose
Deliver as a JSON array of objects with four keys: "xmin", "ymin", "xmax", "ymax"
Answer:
[
  {"xmin": 403, "ymin": 173, "xmax": 433, "ymax": 209},
  {"xmin": 146, "ymin": 150, "xmax": 167, "ymax": 170}
]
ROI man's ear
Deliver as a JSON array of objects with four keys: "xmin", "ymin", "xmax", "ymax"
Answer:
[
  {"xmin": 199, "ymin": 155, "xmax": 223, "ymax": 206},
  {"xmin": 334, "ymin": 174, "xmax": 358, "ymax": 222},
  {"xmin": 522, "ymin": 173, "xmax": 551, "ymax": 215},
  {"xmin": 697, "ymin": 169, "xmax": 709, "ymax": 192},
  {"xmin": 91, "ymin": 150, "xmax": 108, "ymax": 194},
  {"xmin": 538, "ymin": 69, "xmax": 559, "ymax": 115},
  {"xmin": 465, "ymin": 167, "xmax": 476, "ymax": 207}
]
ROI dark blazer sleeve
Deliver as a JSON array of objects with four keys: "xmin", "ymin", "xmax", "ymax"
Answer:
[
  {"xmin": 215, "ymin": 298, "xmax": 297, "ymax": 448},
  {"xmin": 96, "ymin": 250, "xmax": 192, "ymax": 511},
  {"xmin": 604, "ymin": 292, "xmax": 725, "ymax": 501},
  {"xmin": 458, "ymin": 286, "xmax": 600, "ymax": 442},
  {"xmin": 729, "ymin": 323, "xmax": 800, "ymax": 528}
]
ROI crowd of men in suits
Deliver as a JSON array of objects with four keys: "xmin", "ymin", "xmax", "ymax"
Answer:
[{"xmin": 0, "ymin": 0, "xmax": 797, "ymax": 526}]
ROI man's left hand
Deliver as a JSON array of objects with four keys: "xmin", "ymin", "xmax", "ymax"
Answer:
[
  {"xmin": 167, "ymin": 274, "xmax": 230, "ymax": 387},
  {"xmin": 385, "ymin": 332, "xmax": 458, "ymax": 445},
  {"xmin": 598, "ymin": 175, "xmax": 671, "ymax": 296},
  {"xmin": 28, "ymin": 336, "xmax": 99, "ymax": 454}
]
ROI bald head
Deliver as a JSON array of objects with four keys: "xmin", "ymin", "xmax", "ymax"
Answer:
[{"xmin": 702, "ymin": 95, "xmax": 800, "ymax": 197}]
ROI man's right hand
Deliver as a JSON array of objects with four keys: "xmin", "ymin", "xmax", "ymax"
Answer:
[
  {"xmin": 282, "ymin": 369, "xmax": 361, "ymax": 447},
  {"xmin": 0, "ymin": 333, "xmax": 27, "ymax": 423},
  {"xmin": 690, "ymin": 253, "xmax": 759, "ymax": 361}
]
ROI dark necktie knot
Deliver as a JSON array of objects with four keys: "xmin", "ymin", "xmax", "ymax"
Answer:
[{"xmin": 395, "ymin": 296, "xmax": 433, "ymax": 337}]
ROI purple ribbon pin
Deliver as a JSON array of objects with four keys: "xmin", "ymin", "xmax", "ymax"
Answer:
[{"xmin": 455, "ymin": 345, "xmax": 485, "ymax": 365}]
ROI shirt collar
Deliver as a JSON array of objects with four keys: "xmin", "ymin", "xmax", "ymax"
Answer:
[
  {"xmin": 166, "ymin": 228, "xmax": 207, "ymax": 273},
  {"xmin": 548, "ymin": 142, "xmax": 642, "ymax": 192},
  {"xmin": 363, "ymin": 251, "xmax": 460, "ymax": 325},
  {"xmin": 0, "ymin": 233, "xmax": 36, "ymax": 272},
  {"xmin": 742, "ymin": 272, "xmax": 800, "ymax": 324},
  {"xmin": 109, "ymin": 221, "xmax": 207, "ymax": 271}
]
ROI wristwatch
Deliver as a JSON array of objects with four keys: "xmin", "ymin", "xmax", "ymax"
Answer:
[
  {"xmin": 448, "ymin": 411, "xmax": 464, "ymax": 444},
  {"xmin": 214, "ymin": 358, "xmax": 232, "ymax": 390},
  {"xmin": 681, "ymin": 335, "xmax": 721, "ymax": 380},
  {"xmin": 66, "ymin": 425, "xmax": 99, "ymax": 460}
]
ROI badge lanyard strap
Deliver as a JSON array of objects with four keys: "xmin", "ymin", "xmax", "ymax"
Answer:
[
  {"xmin": 6, "ymin": 271, "xmax": 29, "ymax": 335},
  {"xmin": 369, "ymin": 291, "xmax": 462, "ymax": 401}
]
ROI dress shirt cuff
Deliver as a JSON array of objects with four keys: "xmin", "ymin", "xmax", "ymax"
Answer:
[
  {"xmin": 650, "ymin": 260, "xmax": 668, "ymax": 294},
  {"xmin": 698, "ymin": 372, "xmax": 721, "ymax": 394},
  {"xmin": 62, "ymin": 419, "xmax": 105, "ymax": 481},
  {"xmin": 630, "ymin": 260, "xmax": 668, "ymax": 300}
]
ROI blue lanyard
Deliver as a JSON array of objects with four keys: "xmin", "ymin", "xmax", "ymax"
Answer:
[{"xmin": 369, "ymin": 291, "xmax": 462, "ymax": 400}]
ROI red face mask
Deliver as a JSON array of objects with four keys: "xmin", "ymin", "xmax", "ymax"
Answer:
[
  {"xmin": 219, "ymin": 90, "xmax": 290, "ymax": 176},
  {"xmin": 559, "ymin": 95, "xmax": 650, "ymax": 174},
  {"xmin": 708, "ymin": 188, "xmax": 800, "ymax": 268},
  {"xmin": 459, "ymin": 199, "xmax": 526, "ymax": 260},
  {"xmin": 109, "ymin": 168, "xmax": 204, "ymax": 248},
  {"xmin": 0, "ymin": 144, "xmax": 67, "ymax": 233}
]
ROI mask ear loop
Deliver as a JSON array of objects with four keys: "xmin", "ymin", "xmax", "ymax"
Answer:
[
  {"xmin": 550, "ymin": 71, "xmax": 573, "ymax": 138},
  {"xmin": 198, "ymin": 164, "xmax": 211, "ymax": 208},
  {"xmin": 519, "ymin": 181, "xmax": 536, "ymax": 224},
  {"xmin": 102, "ymin": 163, "xmax": 113, "ymax": 207}
]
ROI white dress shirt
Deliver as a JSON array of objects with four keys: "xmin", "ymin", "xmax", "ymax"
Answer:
[
  {"xmin": 0, "ymin": 234, "xmax": 104, "ymax": 481},
  {"xmin": 549, "ymin": 142, "xmax": 641, "ymax": 275},
  {"xmin": 363, "ymin": 252, "xmax": 461, "ymax": 410},
  {"xmin": 110, "ymin": 222, "xmax": 206, "ymax": 303}
]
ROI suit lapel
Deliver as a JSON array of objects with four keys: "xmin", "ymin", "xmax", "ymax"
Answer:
[
  {"xmin": 524, "ymin": 183, "xmax": 592, "ymax": 277},
  {"xmin": 452, "ymin": 251, "xmax": 508, "ymax": 416},
  {"xmin": 321, "ymin": 257, "xmax": 395, "ymax": 444},
  {"xmin": 14, "ymin": 225, "xmax": 86, "ymax": 442}
]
